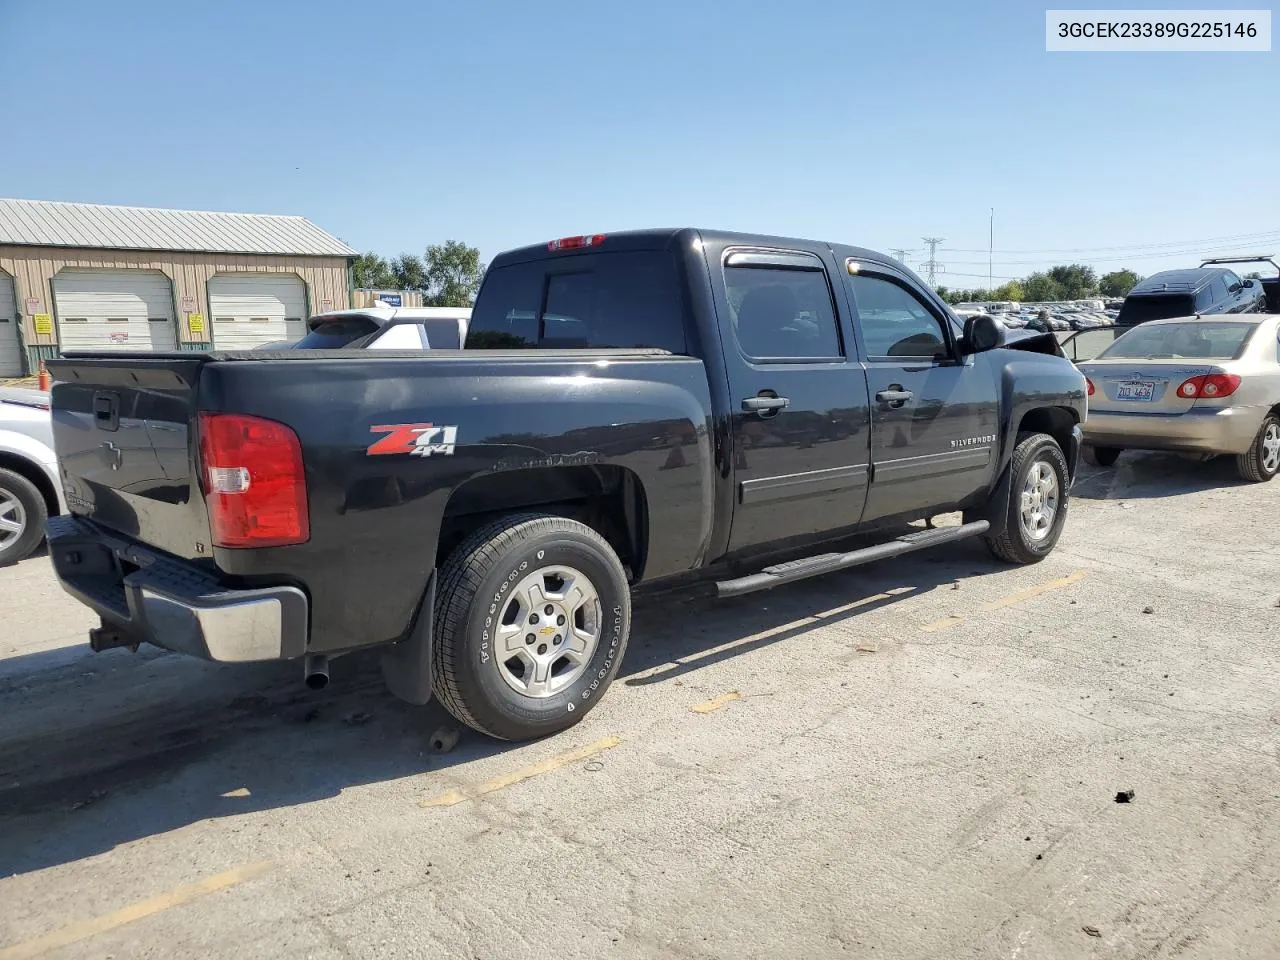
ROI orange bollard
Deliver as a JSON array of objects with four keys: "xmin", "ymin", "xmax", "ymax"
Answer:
[{"xmin": 37, "ymin": 362, "xmax": 50, "ymax": 391}]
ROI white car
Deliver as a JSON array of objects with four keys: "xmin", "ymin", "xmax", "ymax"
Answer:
[
  {"xmin": 0, "ymin": 387, "xmax": 64, "ymax": 565},
  {"xmin": 281, "ymin": 306, "xmax": 473, "ymax": 351}
]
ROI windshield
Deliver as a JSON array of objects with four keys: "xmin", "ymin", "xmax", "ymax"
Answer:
[
  {"xmin": 1099, "ymin": 321, "xmax": 1258, "ymax": 360},
  {"xmin": 1116, "ymin": 294, "xmax": 1196, "ymax": 325}
]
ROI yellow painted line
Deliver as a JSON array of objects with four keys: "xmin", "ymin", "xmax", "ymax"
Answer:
[
  {"xmin": 0, "ymin": 863, "xmax": 273, "ymax": 960},
  {"xmin": 421, "ymin": 735, "xmax": 621, "ymax": 808},
  {"xmin": 690, "ymin": 691, "xmax": 741, "ymax": 714},
  {"xmin": 920, "ymin": 570, "xmax": 1089, "ymax": 632}
]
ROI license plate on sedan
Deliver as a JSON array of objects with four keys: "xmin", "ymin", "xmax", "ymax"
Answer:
[{"xmin": 1115, "ymin": 380, "xmax": 1156, "ymax": 401}]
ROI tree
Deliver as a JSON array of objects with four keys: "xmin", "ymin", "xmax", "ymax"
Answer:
[
  {"xmin": 390, "ymin": 253, "xmax": 427, "ymax": 291},
  {"xmin": 1022, "ymin": 272, "xmax": 1065, "ymax": 302},
  {"xmin": 992, "ymin": 281, "xmax": 1024, "ymax": 302},
  {"xmin": 1098, "ymin": 269, "xmax": 1141, "ymax": 298},
  {"xmin": 1046, "ymin": 264, "xmax": 1097, "ymax": 299},
  {"xmin": 352, "ymin": 252, "xmax": 395, "ymax": 289},
  {"xmin": 424, "ymin": 240, "xmax": 486, "ymax": 307}
]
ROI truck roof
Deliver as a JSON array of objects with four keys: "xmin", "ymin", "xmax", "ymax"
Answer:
[{"xmin": 491, "ymin": 227, "xmax": 902, "ymax": 273}]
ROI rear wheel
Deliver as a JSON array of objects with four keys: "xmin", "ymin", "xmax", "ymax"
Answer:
[
  {"xmin": 0, "ymin": 468, "xmax": 47, "ymax": 567},
  {"xmin": 432, "ymin": 513, "xmax": 631, "ymax": 741},
  {"xmin": 985, "ymin": 432, "xmax": 1070, "ymax": 565},
  {"xmin": 1081, "ymin": 444, "xmax": 1121, "ymax": 468},
  {"xmin": 1235, "ymin": 416, "xmax": 1280, "ymax": 483}
]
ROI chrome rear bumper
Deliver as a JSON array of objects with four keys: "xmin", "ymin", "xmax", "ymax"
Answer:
[{"xmin": 46, "ymin": 515, "xmax": 308, "ymax": 662}]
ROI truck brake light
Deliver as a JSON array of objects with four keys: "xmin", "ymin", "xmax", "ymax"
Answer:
[
  {"xmin": 198, "ymin": 412, "xmax": 310, "ymax": 548},
  {"xmin": 547, "ymin": 234, "xmax": 605, "ymax": 251}
]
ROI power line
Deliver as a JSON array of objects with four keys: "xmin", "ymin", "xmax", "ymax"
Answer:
[
  {"xmin": 944, "ymin": 236, "xmax": 1280, "ymax": 267},
  {"xmin": 944, "ymin": 227, "xmax": 1280, "ymax": 255},
  {"xmin": 921, "ymin": 237, "xmax": 945, "ymax": 286}
]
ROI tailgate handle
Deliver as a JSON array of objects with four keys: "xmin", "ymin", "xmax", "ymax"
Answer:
[{"xmin": 93, "ymin": 392, "xmax": 120, "ymax": 432}]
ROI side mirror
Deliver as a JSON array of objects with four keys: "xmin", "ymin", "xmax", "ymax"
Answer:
[
  {"xmin": 963, "ymin": 313, "xmax": 1006, "ymax": 354},
  {"xmin": 1242, "ymin": 279, "xmax": 1255, "ymax": 288}
]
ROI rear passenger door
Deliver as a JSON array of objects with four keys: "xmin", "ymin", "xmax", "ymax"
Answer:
[
  {"xmin": 843, "ymin": 260, "xmax": 1000, "ymax": 523},
  {"xmin": 710, "ymin": 246, "xmax": 873, "ymax": 554}
]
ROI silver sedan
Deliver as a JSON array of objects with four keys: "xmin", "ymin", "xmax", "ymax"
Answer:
[{"xmin": 1078, "ymin": 314, "xmax": 1280, "ymax": 481}]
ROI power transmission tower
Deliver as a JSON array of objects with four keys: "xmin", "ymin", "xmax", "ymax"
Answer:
[
  {"xmin": 921, "ymin": 237, "xmax": 946, "ymax": 286},
  {"xmin": 890, "ymin": 248, "xmax": 909, "ymax": 265}
]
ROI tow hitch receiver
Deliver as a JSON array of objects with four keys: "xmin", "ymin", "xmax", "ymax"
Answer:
[{"xmin": 89, "ymin": 620, "xmax": 141, "ymax": 653}]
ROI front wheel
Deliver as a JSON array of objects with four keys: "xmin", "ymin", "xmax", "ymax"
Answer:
[
  {"xmin": 432, "ymin": 513, "xmax": 631, "ymax": 741},
  {"xmin": 984, "ymin": 432, "xmax": 1070, "ymax": 565},
  {"xmin": 1235, "ymin": 415, "xmax": 1280, "ymax": 483}
]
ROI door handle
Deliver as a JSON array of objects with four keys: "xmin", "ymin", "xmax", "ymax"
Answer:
[
  {"xmin": 876, "ymin": 388, "xmax": 913, "ymax": 407},
  {"xmin": 742, "ymin": 395, "xmax": 790, "ymax": 415}
]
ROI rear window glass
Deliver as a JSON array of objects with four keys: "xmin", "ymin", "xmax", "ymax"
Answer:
[
  {"xmin": 1117, "ymin": 294, "xmax": 1195, "ymax": 325},
  {"xmin": 293, "ymin": 316, "xmax": 378, "ymax": 349},
  {"xmin": 466, "ymin": 251, "xmax": 687, "ymax": 353},
  {"xmin": 1100, "ymin": 321, "xmax": 1258, "ymax": 361}
]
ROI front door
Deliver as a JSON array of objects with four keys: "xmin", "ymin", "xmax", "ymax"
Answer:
[
  {"xmin": 713, "ymin": 246, "xmax": 873, "ymax": 554},
  {"xmin": 843, "ymin": 261, "xmax": 1000, "ymax": 523}
]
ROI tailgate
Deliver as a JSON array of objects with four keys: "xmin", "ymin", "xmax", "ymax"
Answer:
[{"xmin": 47, "ymin": 354, "xmax": 211, "ymax": 559}]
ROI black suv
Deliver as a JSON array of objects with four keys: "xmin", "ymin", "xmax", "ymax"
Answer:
[{"xmin": 1116, "ymin": 262, "xmax": 1267, "ymax": 325}]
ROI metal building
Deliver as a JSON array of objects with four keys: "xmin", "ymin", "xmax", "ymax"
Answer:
[{"xmin": 0, "ymin": 198, "xmax": 356, "ymax": 375}]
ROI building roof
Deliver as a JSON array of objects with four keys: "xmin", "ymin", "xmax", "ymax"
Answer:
[{"xmin": 0, "ymin": 198, "xmax": 357, "ymax": 257}]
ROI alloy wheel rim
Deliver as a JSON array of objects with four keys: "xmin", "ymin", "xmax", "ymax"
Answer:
[
  {"xmin": 0, "ymin": 491, "xmax": 26, "ymax": 548},
  {"xmin": 1019, "ymin": 460, "xmax": 1059, "ymax": 542},
  {"xmin": 493, "ymin": 565, "xmax": 602, "ymax": 699},
  {"xmin": 1261, "ymin": 424, "xmax": 1280, "ymax": 474}
]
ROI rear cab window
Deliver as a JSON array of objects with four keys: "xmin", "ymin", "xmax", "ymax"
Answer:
[{"xmin": 466, "ymin": 251, "xmax": 688, "ymax": 352}]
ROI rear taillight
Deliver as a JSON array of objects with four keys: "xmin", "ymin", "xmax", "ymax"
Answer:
[
  {"xmin": 198, "ymin": 413, "xmax": 309, "ymax": 548},
  {"xmin": 547, "ymin": 233, "xmax": 605, "ymax": 251},
  {"xmin": 1085, "ymin": 377, "xmax": 1095, "ymax": 397},
  {"xmin": 1175, "ymin": 374, "xmax": 1241, "ymax": 400}
]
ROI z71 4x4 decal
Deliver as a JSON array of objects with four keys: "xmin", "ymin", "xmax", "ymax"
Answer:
[{"xmin": 367, "ymin": 422, "xmax": 458, "ymax": 458}]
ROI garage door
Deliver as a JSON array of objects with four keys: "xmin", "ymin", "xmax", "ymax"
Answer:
[
  {"xmin": 208, "ymin": 275, "xmax": 307, "ymax": 349},
  {"xmin": 0, "ymin": 274, "xmax": 20, "ymax": 376},
  {"xmin": 51, "ymin": 270, "xmax": 177, "ymax": 352}
]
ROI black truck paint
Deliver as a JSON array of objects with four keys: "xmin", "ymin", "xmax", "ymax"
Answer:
[{"xmin": 46, "ymin": 228, "xmax": 1087, "ymax": 740}]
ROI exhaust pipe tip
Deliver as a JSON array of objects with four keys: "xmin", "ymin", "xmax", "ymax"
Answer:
[{"xmin": 304, "ymin": 654, "xmax": 329, "ymax": 690}]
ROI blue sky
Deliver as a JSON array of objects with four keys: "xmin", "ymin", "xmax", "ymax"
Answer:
[{"xmin": 1, "ymin": 0, "xmax": 1277, "ymax": 284}]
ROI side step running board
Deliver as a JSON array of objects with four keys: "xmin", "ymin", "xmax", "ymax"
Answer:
[{"xmin": 715, "ymin": 520, "xmax": 990, "ymax": 599}]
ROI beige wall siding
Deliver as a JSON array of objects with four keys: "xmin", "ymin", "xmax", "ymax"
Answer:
[{"xmin": 0, "ymin": 245, "xmax": 351, "ymax": 345}]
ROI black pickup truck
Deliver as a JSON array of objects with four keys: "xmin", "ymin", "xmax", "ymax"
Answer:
[{"xmin": 46, "ymin": 229, "xmax": 1086, "ymax": 741}]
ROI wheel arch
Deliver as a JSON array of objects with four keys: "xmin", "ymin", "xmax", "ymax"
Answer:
[
  {"xmin": 435, "ymin": 465, "xmax": 649, "ymax": 581},
  {"xmin": 0, "ymin": 451, "xmax": 59, "ymax": 519}
]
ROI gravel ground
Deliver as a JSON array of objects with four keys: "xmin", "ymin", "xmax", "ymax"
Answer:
[{"xmin": 1, "ymin": 451, "xmax": 1278, "ymax": 960}]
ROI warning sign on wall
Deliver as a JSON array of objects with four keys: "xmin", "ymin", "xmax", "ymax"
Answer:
[
  {"xmin": 181, "ymin": 295, "xmax": 197, "ymax": 313},
  {"xmin": 188, "ymin": 313, "xmax": 205, "ymax": 334},
  {"xmin": 109, "ymin": 331, "xmax": 129, "ymax": 343},
  {"xmin": 33, "ymin": 314, "xmax": 53, "ymax": 335}
]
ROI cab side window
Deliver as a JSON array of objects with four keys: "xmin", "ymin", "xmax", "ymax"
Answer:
[
  {"xmin": 847, "ymin": 273, "xmax": 950, "ymax": 360},
  {"xmin": 723, "ymin": 265, "xmax": 842, "ymax": 360}
]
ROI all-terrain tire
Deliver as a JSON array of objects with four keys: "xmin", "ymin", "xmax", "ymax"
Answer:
[
  {"xmin": 0, "ymin": 468, "xmax": 48, "ymax": 567},
  {"xmin": 1080, "ymin": 444, "xmax": 1121, "ymax": 468},
  {"xmin": 984, "ymin": 432, "xmax": 1070, "ymax": 565},
  {"xmin": 432, "ymin": 513, "xmax": 631, "ymax": 741},
  {"xmin": 1234, "ymin": 415, "xmax": 1280, "ymax": 483}
]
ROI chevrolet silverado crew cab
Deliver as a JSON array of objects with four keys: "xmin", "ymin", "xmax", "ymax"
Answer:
[{"xmin": 46, "ymin": 229, "xmax": 1087, "ymax": 741}]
